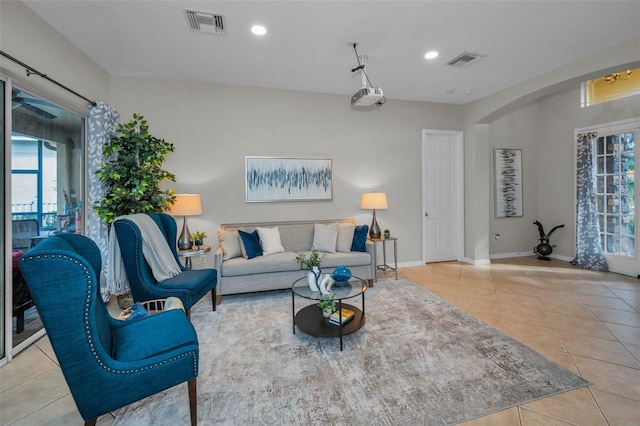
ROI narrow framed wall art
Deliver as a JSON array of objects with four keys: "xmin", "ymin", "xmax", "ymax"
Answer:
[
  {"xmin": 245, "ymin": 156, "xmax": 333, "ymax": 202},
  {"xmin": 494, "ymin": 149, "xmax": 523, "ymax": 218}
]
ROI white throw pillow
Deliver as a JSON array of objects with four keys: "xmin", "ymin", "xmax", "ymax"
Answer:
[
  {"xmin": 312, "ymin": 222, "xmax": 339, "ymax": 253},
  {"xmin": 217, "ymin": 228, "xmax": 242, "ymax": 261},
  {"xmin": 336, "ymin": 224, "xmax": 356, "ymax": 252},
  {"xmin": 257, "ymin": 226, "xmax": 285, "ymax": 256}
]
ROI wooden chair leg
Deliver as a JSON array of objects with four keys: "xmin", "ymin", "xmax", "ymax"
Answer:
[
  {"xmin": 84, "ymin": 419, "xmax": 97, "ymax": 426},
  {"xmin": 211, "ymin": 288, "xmax": 217, "ymax": 311},
  {"xmin": 188, "ymin": 378, "xmax": 197, "ymax": 426}
]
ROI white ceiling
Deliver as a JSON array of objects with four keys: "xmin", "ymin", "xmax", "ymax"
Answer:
[{"xmin": 22, "ymin": 0, "xmax": 640, "ymax": 105}]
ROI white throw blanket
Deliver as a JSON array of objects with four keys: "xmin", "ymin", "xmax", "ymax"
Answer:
[{"xmin": 107, "ymin": 214, "xmax": 182, "ymax": 295}]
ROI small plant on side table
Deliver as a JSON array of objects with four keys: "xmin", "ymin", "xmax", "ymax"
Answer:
[{"xmin": 189, "ymin": 230, "xmax": 207, "ymax": 249}]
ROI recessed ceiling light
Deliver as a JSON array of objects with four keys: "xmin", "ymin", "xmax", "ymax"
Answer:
[
  {"xmin": 424, "ymin": 51, "xmax": 439, "ymax": 60},
  {"xmin": 251, "ymin": 25, "xmax": 267, "ymax": 36},
  {"xmin": 464, "ymin": 89, "xmax": 474, "ymax": 95}
]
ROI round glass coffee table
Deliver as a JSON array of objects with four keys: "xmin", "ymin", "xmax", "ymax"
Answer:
[{"xmin": 291, "ymin": 276, "xmax": 367, "ymax": 351}]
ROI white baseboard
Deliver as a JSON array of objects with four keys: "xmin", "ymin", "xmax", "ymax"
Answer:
[{"xmin": 490, "ymin": 251, "xmax": 534, "ymax": 259}]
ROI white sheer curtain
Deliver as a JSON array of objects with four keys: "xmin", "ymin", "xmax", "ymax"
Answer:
[{"xmin": 87, "ymin": 102, "xmax": 120, "ymax": 301}]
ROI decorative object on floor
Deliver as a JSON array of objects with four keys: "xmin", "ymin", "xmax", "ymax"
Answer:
[
  {"xmin": 190, "ymin": 230, "xmax": 207, "ymax": 250},
  {"xmin": 533, "ymin": 220, "xmax": 565, "ymax": 260},
  {"xmin": 383, "ymin": 229, "xmax": 390, "ymax": 238},
  {"xmin": 245, "ymin": 156, "xmax": 333, "ymax": 202},
  {"xmin": 361, "ymin": 191, "xmax": 388, "ymax": 238},
  {"xmin": 494, "ymin": 148, "xmax": 523, "ymax": 218},
  {"xmin": 114, "ymin": 278, "xmax": 589, "ymax": 425},
  {"xmin": 331, "ymin": 265, "xmax": 352, "ymax": 286},
  {"xmin": 168, "ymin": 193, "xmax": 203, "ymax": 250}
]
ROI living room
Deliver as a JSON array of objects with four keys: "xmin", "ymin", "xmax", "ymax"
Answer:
[{"xmin": 1, "ymin": 1, "xmax": 639, "ymax": 424}]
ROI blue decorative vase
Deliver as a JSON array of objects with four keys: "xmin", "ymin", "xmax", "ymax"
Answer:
[{"xmin": 331, "ymin": 266, "xmax": 352, "ymax": 286}]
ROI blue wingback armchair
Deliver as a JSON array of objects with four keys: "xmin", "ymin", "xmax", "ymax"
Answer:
[
  {"xmin": 19, "ymin": 234, "xmax": 199, "ymax": 426},
  {"xmin": 113, "ymin": 213, "xmax": 217, "ymax": 316}
]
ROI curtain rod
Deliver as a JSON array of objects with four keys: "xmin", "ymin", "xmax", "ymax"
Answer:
[{"xmin": 0, "ymin": 50, "xmax": 97, "ymax": 106}]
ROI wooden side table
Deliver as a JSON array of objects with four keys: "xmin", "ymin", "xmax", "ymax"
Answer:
[
  {"xmin": 368, "ymin": 237, "xmax": 398, "ymax": 280},
  {"xmin": 177, "ymin": 244, "xmax": 211, "ymax": 269}
]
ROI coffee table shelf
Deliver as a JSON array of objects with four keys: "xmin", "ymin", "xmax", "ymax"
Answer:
[{"xmin": 291, "ymin": 276, "xmax": 366, "ymax": 351}]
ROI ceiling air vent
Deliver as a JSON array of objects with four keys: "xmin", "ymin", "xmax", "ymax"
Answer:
[
  {"xmin": 183, "ymin": 9, "xmax": 226, "ymax": 36},
  {"xmin": 447, "ymin": 52, "xmax": 484, "ymax": 68}
]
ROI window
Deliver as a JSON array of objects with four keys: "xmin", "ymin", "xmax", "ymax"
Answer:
[{"xmin": 581, "ymin": 67, "xmax": 640, "ymax": 107}]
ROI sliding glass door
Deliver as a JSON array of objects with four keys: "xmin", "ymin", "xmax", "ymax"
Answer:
[{"xmin": 4, "ymin": 80, "xmax": 86, "ymax": 356}]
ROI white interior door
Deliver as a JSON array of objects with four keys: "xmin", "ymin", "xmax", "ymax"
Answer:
[{"xmin": 422, "ymin": 130, "xmax": 464, "ymax": 263}]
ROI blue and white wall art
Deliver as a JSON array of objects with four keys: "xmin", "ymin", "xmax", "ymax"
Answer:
[
  {"xmin": 494, "ymin": 149, "xmax": 523, "ymax": 218},
  {"xmin": 246, "ymin": 157, "xmax": 333, "ymax": 202}
]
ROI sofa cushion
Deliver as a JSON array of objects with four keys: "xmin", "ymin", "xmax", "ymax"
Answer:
[
  {"xmin": 257, "ymin": 227, "xmax": 285, "ymax": 256},
  {"xmin": 336, "ymin": 224, "xmax": 356, "ymax": 253},
  {"xmin": 218, "ymin": 228, "xmax": 242, "ymax": 260},
  {"xmin": 313, "ymin": 222, "xmax": 338, "ymax": 253},
  {"xmin": 222, "ymin": 252, "xmax": 301, "ymax": 276},
  {"xmin": 239, "ymin": 230, "xmax": 262, "ymax": 259},
  {"xmin": 322, "ymin": 251, "xmax": 371, "ymax": 268},
  {"xmin": 351, "ymin": 225, "xmax": 369, "ymax": 252}
]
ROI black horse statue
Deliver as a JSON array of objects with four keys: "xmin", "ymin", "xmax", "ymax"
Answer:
[{"xmin": 533, "ymin": 220, "xmax": 565, "ymax": 260}]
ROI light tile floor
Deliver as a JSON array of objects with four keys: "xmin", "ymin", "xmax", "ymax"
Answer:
[{"xmin": 1, "ymin": 257, "xmax": 638, "ymax": 425}]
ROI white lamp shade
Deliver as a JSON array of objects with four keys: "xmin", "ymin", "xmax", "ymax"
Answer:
[
  {"xmin": 168, "ymin": 193, "xmax": 202, "ymax": 216},
  {"xmin": 360, "ymin": 192, "xmax": 388, "ymax": 210}
]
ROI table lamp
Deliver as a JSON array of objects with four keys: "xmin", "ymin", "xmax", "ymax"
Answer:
[
  {"xmin": 360, "ymin": 192, "xmax": 388, "ymax": 239},
  {"xmin": 168, "ymin": 193, "xmax": 202, "ymax": 250}
]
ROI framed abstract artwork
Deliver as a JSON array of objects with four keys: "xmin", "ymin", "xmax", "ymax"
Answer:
[
  {"xmin": 245, "ymin": 156, "xmax": 333, "ymax": 202},
  {"xmin": 494, "ymin": 149, "xmax": 523, "ymax": 218}
]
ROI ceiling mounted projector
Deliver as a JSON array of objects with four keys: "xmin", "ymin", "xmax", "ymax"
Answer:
[
  {"xmin": 351, "ymin": 87, "xmax": 384, "ymax": 106},
  {"xmin": 349, "ymin": 42, "xmax": 386, "ymax": 108}
]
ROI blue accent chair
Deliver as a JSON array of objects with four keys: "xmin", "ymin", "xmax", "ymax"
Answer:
[
  {"xmin": 19, "ymin": 234, "xmax": 199, "ymax": 426},
  {"xmin": 113, "ymin": 213, "xmax": 217, "ymax": 317}
]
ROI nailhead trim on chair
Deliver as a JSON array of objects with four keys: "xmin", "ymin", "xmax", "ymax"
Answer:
[{"xmin": 22, "ymin": 253, "xmax": 198, "ymax": 375}]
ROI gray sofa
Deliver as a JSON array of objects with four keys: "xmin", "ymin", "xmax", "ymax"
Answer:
[{"xmin": 214, "ymin": 219, "xmax": 375, "ymax": 296}]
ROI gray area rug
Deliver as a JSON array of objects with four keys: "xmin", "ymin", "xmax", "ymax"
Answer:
[{"xmin": 114, "ymin": 278, "xmax": 589, "ymax": 425}]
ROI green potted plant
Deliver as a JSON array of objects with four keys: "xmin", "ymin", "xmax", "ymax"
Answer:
[
  {"xmin": 94, "ymin": 113, "xmax": 176, "ymax": 224},
  {"xmin": 189, "ymin": 230, "xmax": 207, "ymax": 249},
  {"xmin": 94, "ymin": 113, "xmax": 176, "ymax": 308},
  {"xmin": 384, "ymin": 229, "xmax": 391, "ymax": 238},
  {"xmin": 294, "ymin": 247, "xmax": 326, "ymax": 270},
  {"xmin": 317, "ymin": 295, "xmax": 336, "ymax": 318}
]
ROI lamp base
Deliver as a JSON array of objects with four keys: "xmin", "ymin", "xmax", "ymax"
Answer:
[
  {"xmin": 178, "ymin": 217, "xmax": 193, "ymax": 250},
  {"xmin": 369, "ymin": 210, "xmax": 381, "ymax": 239}
]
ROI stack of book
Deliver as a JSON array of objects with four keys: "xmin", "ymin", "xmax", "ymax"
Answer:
[{"xmin": 329, "ymin": 307, "xmax": 355, "ymax": 326}]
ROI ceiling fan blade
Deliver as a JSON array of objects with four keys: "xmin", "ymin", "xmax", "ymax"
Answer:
[
  {"xmin": 19, "ymin": 102, "xmax": 57, "ymax": 120},
  {"xmin": 18, "ymin": 96, "xmax": 56, "ymax": 107}
]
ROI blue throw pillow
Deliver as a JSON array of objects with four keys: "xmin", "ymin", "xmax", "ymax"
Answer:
[
  {"xmin": 351, "ymin": 225, "xmax": 369, "ymax": 252},
  {"xmin": 239, "ymin": 230, "xmax": 263, "ymax": 259}
]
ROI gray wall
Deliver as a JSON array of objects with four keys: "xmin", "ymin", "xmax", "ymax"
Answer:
[
  {"xmin": 0, "ymin": 1, "xmax": 111, "ymax": 114},
  {"xmin": 111, "ymin": 76, "xmax": 463, "ymax": 264}
]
